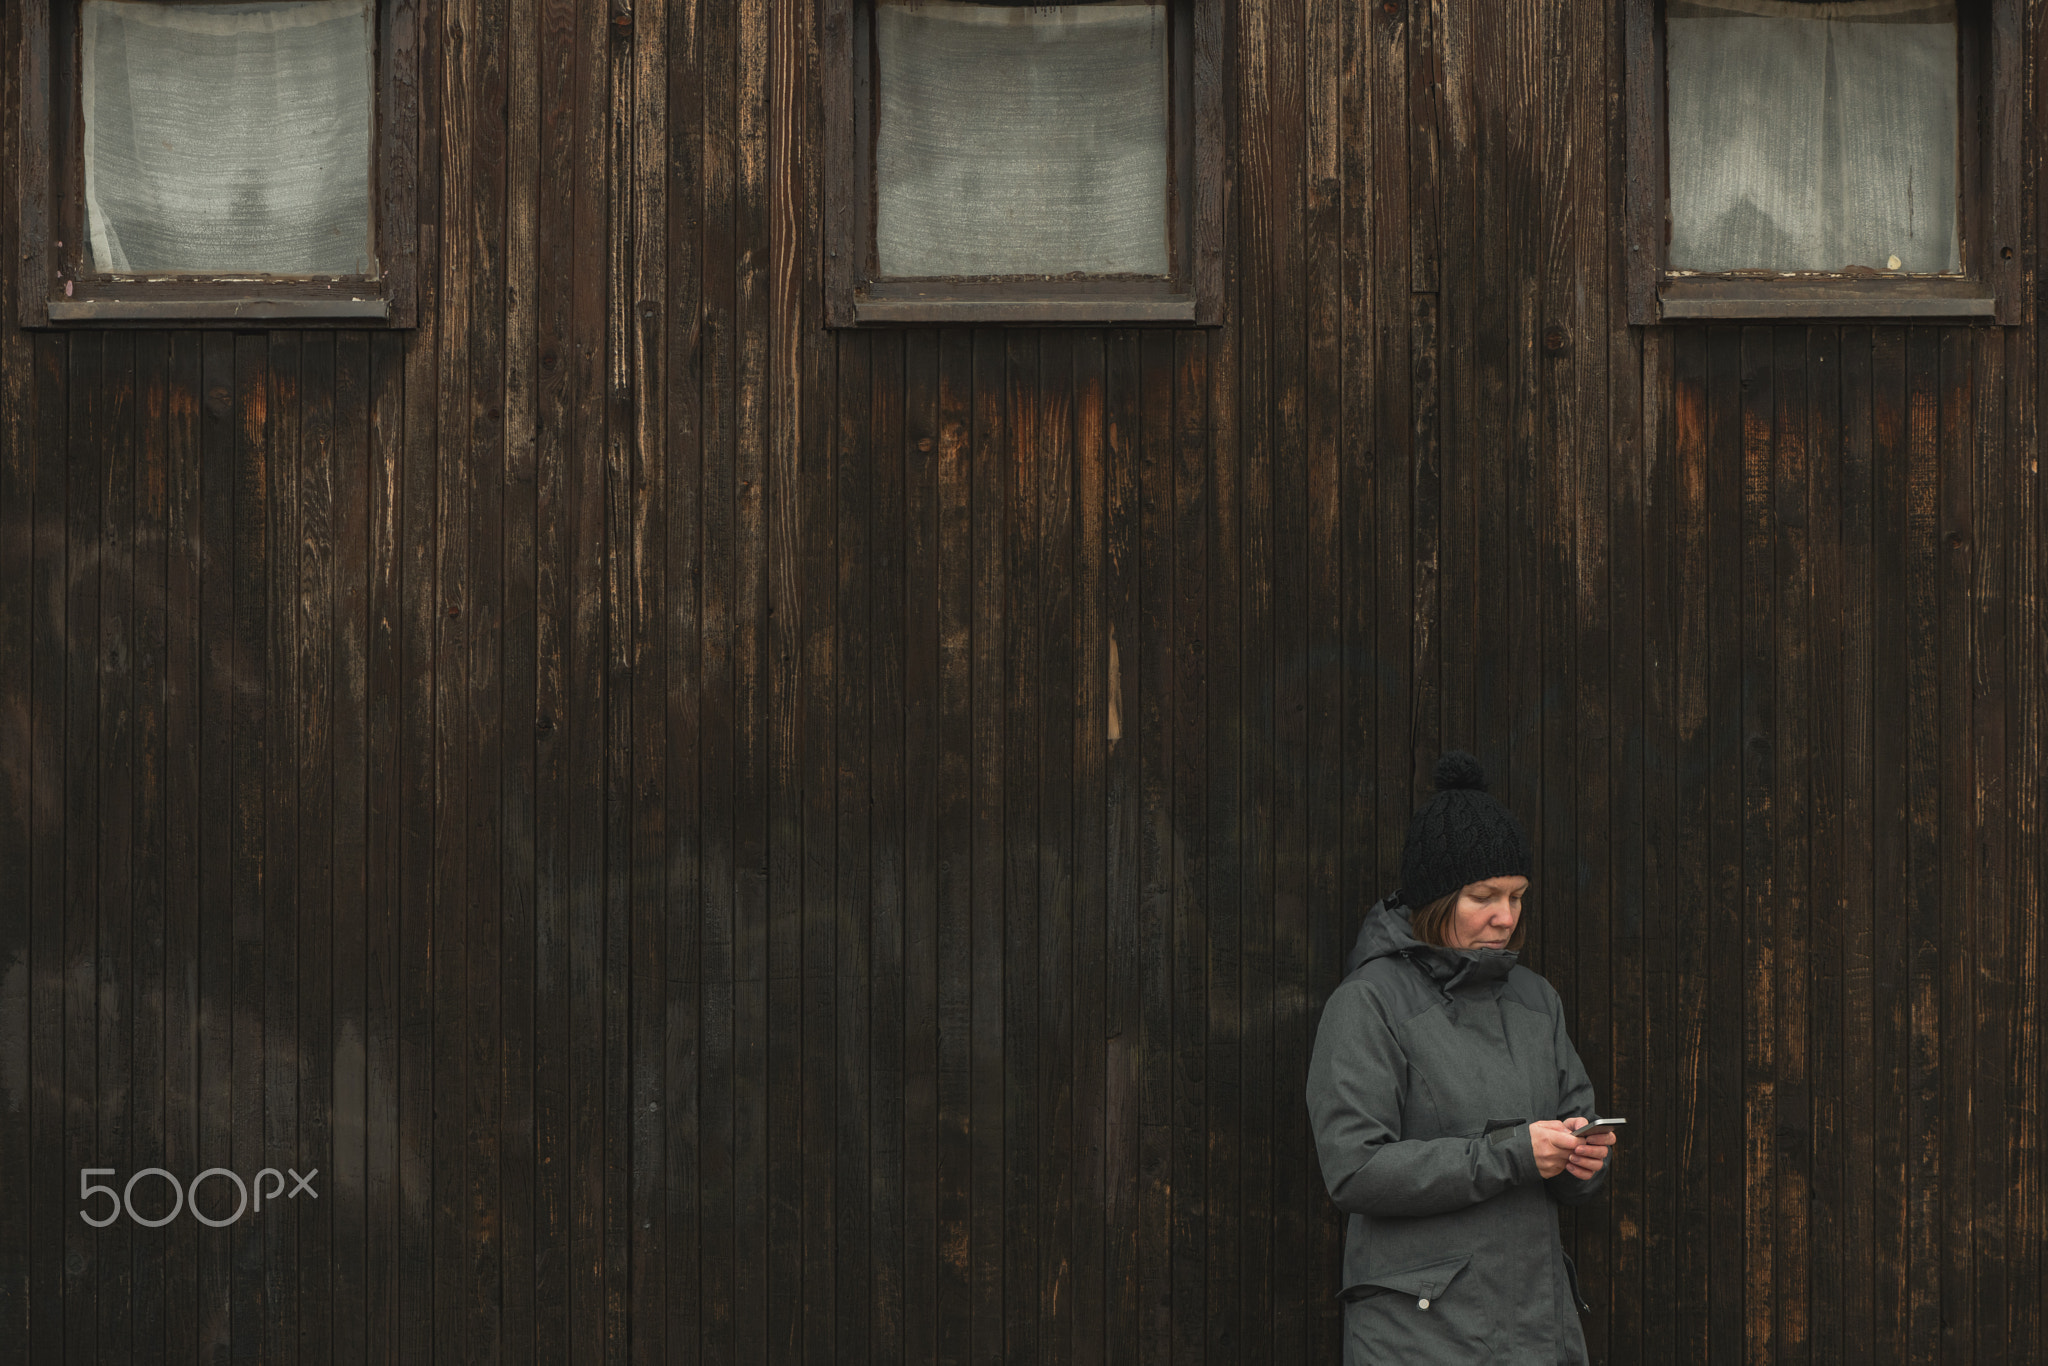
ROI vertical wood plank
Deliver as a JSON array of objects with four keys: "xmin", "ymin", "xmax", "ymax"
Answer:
[
  {"xmin": 568, "ymin": 0, "xmax": 613, "ymax": 1348},
  {"xmin": 901, "ymin": 328, "xmax": 943, "ymax": 1366},
  {"xmin": 364, "ymin": 328, "xmax": 408, "ymax": 1366},
  {"xmin": 693, "ymin": 0, "xmax": 740, "ymax": 1351},
  {"xmin": 15, "ymin": 0, "xmax": 51, "ymax": 328},
  {"xmin": 63, "ymin": 334, "xmax": 102, "ymax": 1366},
  {"xmin": 665, "ymin": 0, "xmax": 706, "ymax": 1356},
  {"xmin": 397, "ymin": 3, "xmax": 444, "ymax": 1358},
  {"xmin": 1634, "ymin": 330, "xmax": 1677, "ymax": 1366},
  {"xmin": 128, "ymin": 331, "xmax": 170, "ymax": 1361},
  {"xmin": 297, "ymin": 332, "xmax": 337, "ymax": 1366},
  {"xmin": 1200, "ymin": 12, "xmax": 1246, "ymax": 1326},
  {"xmin": 525, "ymin": 0, "xmax": 577, "ymax": 1356},
  {"xmin": 1804, "ymin": 325, "xmax": 1846, "ymax": 1366},
  {"xmin": 329, "ymin": 331, "xmax": 373, "ymax": 1366},
  {"xmin": 1232, "ymin": 0, "xmax": 1278, "ymax": 1354},
  {"xmin": 0, "ymin": 5, "xmax": 39, "ymax": 1331},
  {"xmin": 1705, "ymin": 326, "xmax": 1744, "ymax": 1366},
  {"xmin": 1604, "ymin": 252, "xmax": 1650, "ymax": 1366},
  {"xmin": 1002, "ymin": 330, "xmax": 1041, "ymax": 1366},
  {"xmin": 467, "ymin": 0, "xmax": 512, "ymax": 1354},
  {"xmin": 934, "ymin": 326, "xmax": 974, "ymax": 1366},
  {"xmin": 1169, "ymin": 331, "xmax": 1208, "ymax": 1366},
  {"xmin": 1036, "ymin": 329, "xmax": 1077, "ymax": 1366},
  {"xmin": 1069, "ymin": 331, "xmax": 1110, "ymax": 1366},
  {"xmin": 164, "ymin": 332, "xmax": 206, "ymax": 1361},
  {"xmin": 1467, "ymin": 0, "xmax": 1512, "ymax": 794},
  {"xmin": 791, "ymin": 24, "xmax": 835, "ymax": 1352},
  {"xmin": 1902, "ymin": 326, "xmax": 1943, "ymax": 1366},
  {"xmin": 500, "ymin": 0, "xmax": 541, "ymax": 1353},
  {"xmin": 262, "ymin": 332, "xmax": 300, "ymax": 1366},
  {"xmin": 30, "ymin": 332, "xmax": 67, "ymax": 1365},
  {"xmin": 625, "ymin": 0, "xmax": 675, "ymax": 1360},
  {"xmin": 96, "ymin": 335, "xmax": 138, "ymax": 1366},
  {"xmin": 1869, "ymin": 326, "xmax": 1909, "ymax": 1363},
  {"xmin": 1569, "ymin": 0, "xmax": 1615, "ymax": 1346},
  {"xmin": 834, "ymin": 330, "xmax": 873, "ymax": 1366},
  {"xmin": 1738, "ymin": 326, "xmax": 1776, "ymax": 1366},
  {"xmin": 797, "ymin": 0, "xmax": 844, "ymax": 1310},
  {"xmin": 98, "ymin": 333, "xmax": 137, "ymax": 1366},
  {"xmin": 1934, "ymin": 327, "xmax": 1974, "ymax": 1366},
  {"xmin": 1134, "ymin": 329, "xmax": 1173, "ymax": 1366},
  {"xmin": 970, "ymin": 327, "xmax": 1008, "ymax": 1366},
  {"xmin": 2009, "ymin": 266, "xmax": 2042, "ymax": 1366},
  {"xmin": 1101, "ymin": 328, "xmax": 1140, "ymax": 1366},
  {"xmin": 1969, "ymin": 327, "xmax": 2010, "ymax": 1366},
  {"xmin": 1838, "ymin": 326, "xmax": 1880, "ymax": 1361},
  {"xmin": 762, "ymin": 0, "xmax": 810, "ymax": 1349},
  {"xmin": 866, "ymin": 329, "xmax": 908, "ymax": 1366},
  {"xmin": 1769, "ymin": 326, "xmax": 1812, "ymax": 1366},
  {"xmin": 732, "ymin": 0, "xmax": 776, "ymax": 1353},
  {"xmin": 1670, "ymin": 326, "xmax": 1710, "ymax": 1365},
  {"xmin": 432, "ymin": 7, "xmax": 477, "ymax": 1352},
  {"xmin": 1275, "ymin": 0, "xmax": 1317, "ymax": 1353},
  {"xmin": 228, "ymin": 332, "xmax": 268, "ymax": 1364}
]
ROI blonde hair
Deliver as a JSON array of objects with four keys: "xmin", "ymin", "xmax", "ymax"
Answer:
[{"xmin": 1409, "ymin": 887, "xmax": 1528, "ymax": 952}]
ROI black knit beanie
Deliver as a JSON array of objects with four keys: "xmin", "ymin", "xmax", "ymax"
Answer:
[{"xmin": 1398, "ymin": 751, "xmax": 1532, "ymax": 909}]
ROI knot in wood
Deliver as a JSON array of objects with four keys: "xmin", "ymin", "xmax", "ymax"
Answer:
[{"xmin": 1542, "ymin": 325, "xmax": 1570, "ymax": 355}]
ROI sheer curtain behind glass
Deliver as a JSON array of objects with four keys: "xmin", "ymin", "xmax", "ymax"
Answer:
[
  {"xmin": 876, "ymin": 2, "xmax": 1169, "ymax": 278},
  {"xmin": 1667, "ymin": 0, "xmax": 1958, "ymax": 274},
  {"xmin": 83, "ymin": 0, "xmax": 373, "ymax": 275}
]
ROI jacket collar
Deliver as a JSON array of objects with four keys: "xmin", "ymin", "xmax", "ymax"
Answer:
[{"xmin": 1345, "ymin": 897, "xmax": 1520, "ymax": 994}]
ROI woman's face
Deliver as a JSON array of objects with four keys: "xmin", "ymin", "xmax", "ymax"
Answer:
[{"xmin": 1449, "ymin": 875, "xmax": 1528, "ymax": 949}]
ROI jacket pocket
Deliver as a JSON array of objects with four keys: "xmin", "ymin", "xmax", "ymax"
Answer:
[
  {"xmin": 1561, "ymin": 1251, "xmax": 1591, "ymax": 1314},
  {"xmin": 1340, "ymin": 1253, "xmax": 1485, "ymax": 1358},
  {"xmin": 1340, "ymin": 1252, "xmax": 1471, "ymax": 1307},
  {"xmin": 1483, "ymin": 1117, "xmax": 1529, "ymax": 1148}
]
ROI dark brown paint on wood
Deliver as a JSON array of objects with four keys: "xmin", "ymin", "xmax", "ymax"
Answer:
[{"xmin": 4, "ymin": 0, "xmax": 2044, "ymax": 1360}]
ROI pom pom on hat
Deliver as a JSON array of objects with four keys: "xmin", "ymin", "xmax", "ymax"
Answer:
[
  {"xmin": 1433, "ymin": 750, "xmax": 1488, "ymax": 793},
  {"xmin": 1399, "ymin": 750, "xmax": 1531, "ymax": 910}
]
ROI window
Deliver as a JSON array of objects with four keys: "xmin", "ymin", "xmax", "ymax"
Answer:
[
  {"xmin": 1625, "ymin": 0, "xmax": 2023, "ymax": 323},
  {"xmin": 825, "ymin": 0, "xmax": 1222, "ymax": 326},
  {"xmin": 18, "ymin": 0, "xmax": 417, "ymax": 327}
]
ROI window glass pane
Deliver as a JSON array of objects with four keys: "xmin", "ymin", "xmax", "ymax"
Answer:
[
  {"xmin": 82, "ymin": 0, "xmax": 374, "ymax": 275},
  {"xmin": 1667, "ymin": 0, "xmax": 1958, "ymax": 274},
  {"xmin": 876, "ymin": 1, "xmax": 1169, "ymax": 279}
]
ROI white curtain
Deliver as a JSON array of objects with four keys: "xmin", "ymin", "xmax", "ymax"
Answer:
[
  {"xmin": 876, "ymin": 2, "xmax": 1170, "ymax": 279},
  {"xmin": 1666, "ymin": 0, "xmax": 1958, "ymax": 274},
  {"xmin": 83, "ymin": 0, "xmax": 374, "ymax": 276}
]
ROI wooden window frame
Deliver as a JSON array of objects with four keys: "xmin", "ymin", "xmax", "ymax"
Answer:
[
  {"xmin": 1624, "ymin": 0, "xmax": 2025, "ymax": 325},
  {"xmin": 16, "ymin": 0, "xmax": 418, "ymax": 328},
  {"xmin": 823, "ymin": 0, "xmax": 1223, "ymax": 328}
]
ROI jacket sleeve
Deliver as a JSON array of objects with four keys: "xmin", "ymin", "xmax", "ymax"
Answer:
[
  {"xmin": 1307, "ymin": 976, "xmax": 1541, "ymax": 1219},
  {"xmin": 1544, "ymin": 985, "xmax": 1611, "ymax": 1208}
]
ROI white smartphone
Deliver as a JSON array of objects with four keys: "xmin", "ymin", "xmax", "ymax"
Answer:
[{"xmin": 1569, "ymin": 1118, "xmax": 1626, "ymax": 1140}]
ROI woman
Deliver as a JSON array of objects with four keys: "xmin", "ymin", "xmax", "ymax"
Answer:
[{"xmin": 1307, "ymin": 752, "xmax": 1615, "ymax": 1364}]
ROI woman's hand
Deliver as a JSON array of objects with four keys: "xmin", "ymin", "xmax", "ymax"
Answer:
[{"xmin": 1531, "ymin": 1119, "xmax": 1617, "ymax": 1179}]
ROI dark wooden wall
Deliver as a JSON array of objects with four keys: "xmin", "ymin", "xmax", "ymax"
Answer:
[{"xmin": 3, "ymin": 0, "xmax": 2043, "ymax": 1363}]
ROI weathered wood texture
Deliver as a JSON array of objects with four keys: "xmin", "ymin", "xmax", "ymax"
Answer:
[{"xmin": 2, "ymin": 0, "xmax": 2043, "ymax": 1362}]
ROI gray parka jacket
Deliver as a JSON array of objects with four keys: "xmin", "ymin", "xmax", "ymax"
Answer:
[{"xmin": 1307, "ymin": 899, "xmax": 1608, "ymax": 1364}]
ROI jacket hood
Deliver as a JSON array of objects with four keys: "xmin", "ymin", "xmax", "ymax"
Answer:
[{"xmin": 1345, "ymin": 897, "xmax": 1520, "ymax": 991}]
